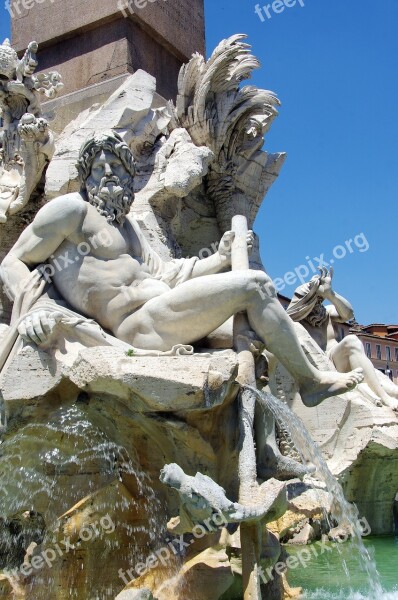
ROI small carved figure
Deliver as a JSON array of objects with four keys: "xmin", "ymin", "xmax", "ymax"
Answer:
[
  {"xmin": 0, "ymin": 38, "xmax": 61, "ymax": 223},
  {"xmin": 160, "ymin": 463, "xmax": 286, "ymax": 532},
  {"xmin": 288, "ymin": 268, "xmax": 398, "ymax": 411}
]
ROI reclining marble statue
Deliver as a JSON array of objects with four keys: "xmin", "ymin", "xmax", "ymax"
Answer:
[
  {"xmin": 287, "ymin": 268, "xmax": 398, "ymax": 411},
  {"xmin": 0, "ymin": 132, "xmax": 364, "ymax": 409}
]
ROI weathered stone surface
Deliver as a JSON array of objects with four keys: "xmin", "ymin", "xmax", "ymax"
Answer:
[
  {"xmin": 68, "ymin": 348, "xmax": 238, "ymax": 412},
  {"xmin": 0, "ymin": 575, "xmax": 15, "ymax": 599},
  {"xmin": 0, "ymin": 344, "xmax": 239, "ymax": 429},
  {"xmin": 288, "ymin": 522, "xmax": 316, "ymax": 545},
  {"xmin": 45, "ymin": 70, "xmax": 157, "ymax": 199},
  {"xmin": 17, "ymin": 480, "xmax": 156, "ymax": 600},
  {"xmin": 0, "ymin": 340, "xmax": 242, "ymax": 599},
  {"xmin": 268, "ymin": 482, "xmax": 331, "ymax": 542},
  {"xmin": 0, "ymin": 344, "xmax": 64, "ymax": 403},
  {"xmin": 0, "ymin": 324, "xmax": 9, "ymax": 340}
]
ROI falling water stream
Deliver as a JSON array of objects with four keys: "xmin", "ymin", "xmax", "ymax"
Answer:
[
  {"xmin": 0, "ymin": 404, "xmax": 164, "ymax": 599},
  {"xmin": 246, "ymin": 386, "xmax": 387, "ymax": 599}
]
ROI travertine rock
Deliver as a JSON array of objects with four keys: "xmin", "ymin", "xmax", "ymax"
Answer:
[
  {"xmin": 1, "ymin": 344, "xmax": 237, "ymax": 410},
  {"xmin": 288, "ymin": 523, "xmax": 316, "ymax": 546},
  {"xmin": 268, "ymin": 482, "xmax": 332, "ymax": 541}
]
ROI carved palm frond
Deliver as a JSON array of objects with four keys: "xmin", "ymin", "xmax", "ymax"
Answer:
[{"xmin": 172, "ymin": 34, "xmax": 285, "ymax": 232}]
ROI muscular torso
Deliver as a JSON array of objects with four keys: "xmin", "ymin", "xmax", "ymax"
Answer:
[{"xmin": 50, "ymin": 199, "xmax": 170, "ymax": 332}]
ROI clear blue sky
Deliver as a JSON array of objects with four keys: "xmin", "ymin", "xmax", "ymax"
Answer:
[
  {"xmin": 1, "ymin": 1, "xmax": 397, "ymax": 324},
  {"xmin": 204, "ymin": 0, "xmax": 398, "ymax": 325}
]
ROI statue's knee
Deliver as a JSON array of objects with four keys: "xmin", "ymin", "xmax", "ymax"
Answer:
[
  {"xmin": 343, "ymin": 334, "xmax": 363, "ymax": 353},
  {"xmin": 247, "ymin": 270, "xmax": 275, "ymax": 298}
]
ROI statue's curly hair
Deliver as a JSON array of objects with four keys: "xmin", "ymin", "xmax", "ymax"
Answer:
[{"xmin": 76, "ymin": 131, "xmax": 136, "ymax": 188}]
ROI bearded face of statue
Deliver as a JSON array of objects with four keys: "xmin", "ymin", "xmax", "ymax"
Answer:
[
  {"xmin": 85, "ymin": 149, "xmax": 135, "ymax": 225},
  {"xmin": 305, "ymin": 299, "xmax": 329, "ymax": 328}
]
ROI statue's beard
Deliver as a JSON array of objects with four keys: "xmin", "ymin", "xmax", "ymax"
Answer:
[
  {"xmin": 86, "ymin": 175, "xmax": 134, "ymax": 225},
  {"xmin": 305, "ymin": 300, "xmax": 329, "ymax": 328}
]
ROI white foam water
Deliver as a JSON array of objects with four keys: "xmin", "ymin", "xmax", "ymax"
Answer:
[{"xmin": 303, "ymin": 591, "xmax": 398, "ymax": 600}]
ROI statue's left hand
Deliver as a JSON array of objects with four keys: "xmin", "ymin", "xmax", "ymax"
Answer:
[
  {"xmin": 18, "ymin": 310, "xmax": 63, "ymax": 346},
  {"xmin": 218, "ymin": 230, "xmax": 254, "ymax": 261}
]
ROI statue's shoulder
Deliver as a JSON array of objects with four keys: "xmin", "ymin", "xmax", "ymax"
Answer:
[
  {"xmin": 43, "ymin": 192, "xmax": 88, "ymax": 219},
  {"xmin": 52, "ymin": 191, "xmax": 86, "ymax": 208},
  {"xmin": 33, "ymin": 193, "xmax": 88, "ymax": 234}
]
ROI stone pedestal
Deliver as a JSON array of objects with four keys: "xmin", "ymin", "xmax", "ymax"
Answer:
[{"xmin": 11, "ymin": 0, "xmax": 205, "ymax": 101}]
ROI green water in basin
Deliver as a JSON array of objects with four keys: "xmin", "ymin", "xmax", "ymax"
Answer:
[{"xmin": 287, "ymin": 535, "xmax": 398, "ymax": 599}]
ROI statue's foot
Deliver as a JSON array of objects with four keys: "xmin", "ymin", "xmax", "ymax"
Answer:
[
  {"xmin": 301, "ymin": 368, "xmax": 364, "ymax": 407},
  {"xmin": 258, "ymin": 455, "xmax": 315, "ymax": 482},
  {"xmin": 381, "ymin": 394, "xmax": 398, "ymax": 411},
  {"xmin": 8, "ymin": 199, "xmax": 26, "ymax": 216}
]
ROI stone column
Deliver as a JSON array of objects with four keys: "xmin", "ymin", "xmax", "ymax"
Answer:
[{"xmin": 11, "ymin": 0, "xmax": 205, "ymax": 101}]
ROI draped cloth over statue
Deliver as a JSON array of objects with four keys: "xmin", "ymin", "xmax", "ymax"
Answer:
[
  {"xmin": 127, "ymin": 216, "xmax": 199, "ymax": 289},
  {"xmin": 286, "ymin": 276, "xmax": 321, "ymax": 323}
]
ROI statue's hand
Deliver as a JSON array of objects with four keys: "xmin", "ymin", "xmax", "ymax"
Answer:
[
  {"xmin": 18, "ymin": 310, "xmax": 63, "ymax": 346},
  {"xmin": 318, "ymin": 267, "xmax": 334, "ymax": 298},
  {"xmin": 218, "ymin": 230, "xmax": 254, "ymax": 261}
]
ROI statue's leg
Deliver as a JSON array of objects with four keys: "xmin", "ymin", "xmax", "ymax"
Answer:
[
  {"xmin": 117, "ymin": 270, "xmax": 362, "ymax": 405},
  {"xmin": 330, "ymin": 336, "xmax": 398, "ymax": 410},
  {"xmin": 377, "ymin": 374, "xmax": 398, "ymax": 400}
]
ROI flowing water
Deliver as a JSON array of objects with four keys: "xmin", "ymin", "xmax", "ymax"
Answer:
[
  {"xmin": 246, "ymin": 386, "xmax": 386, "ymax": 598},
  {"xmin": 0, "ymin": 405, "xmax": 164, "ymax": 598},
  {"xmin": 288, "ymin": 535, "xmax": 398, "ymax": 599}
]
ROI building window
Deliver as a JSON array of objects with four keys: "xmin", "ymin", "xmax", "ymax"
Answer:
[
  {"xmin": 376, "ymin": 345, "xmax": 381, "ymax": 360},
  {"xmin": 395, "ymin": 348, "xmax": 398, "ymax": 363},
  {"xmin": 386, "ymin": 346, "xmax": 391, "ymax": 362},
  {"xmin": 365, "ymin": 343, "xmax": 371, "ymax": 358}
]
